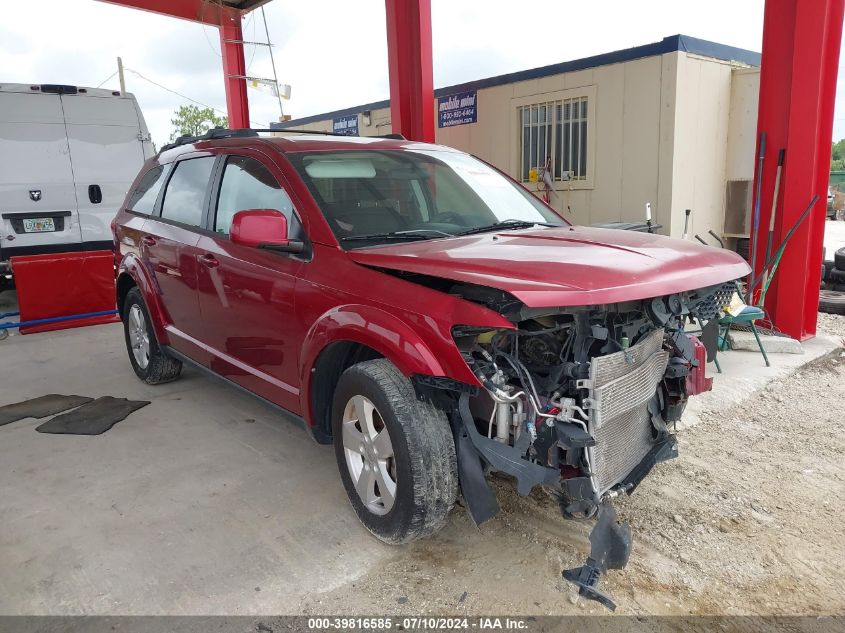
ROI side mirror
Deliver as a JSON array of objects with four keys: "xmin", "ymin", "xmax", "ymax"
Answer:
[{"xmin": 230, "ymin": 209, "xmax": 304, "ymax": 254}]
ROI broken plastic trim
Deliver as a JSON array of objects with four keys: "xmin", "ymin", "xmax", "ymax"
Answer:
[
  {"xmin": 562, "ymin": 501, "xmax": 631, "ymax": 611},
  {"xmin": 452, "ymin": 390, "xmax": 560, "ymax": 524}
]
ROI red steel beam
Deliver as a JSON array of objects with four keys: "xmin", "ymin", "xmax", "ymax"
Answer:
[
  {"xmin": 95, "ymin": 0, "xmax": 250, "ymax": 129},
  {"xmin": 384, "ymin": 0, "xmax": 435, "ymax": 142},
  {"xmin": 220, "ymin": 15, "xmax": 251, "ymax": 129},
  {"xmin": 752, "ymin": 0, "xmax": 845, "ymax": 340},
  {"xmin": 95, "ymin": 0, "xmax": 229, "ymax": 25}
]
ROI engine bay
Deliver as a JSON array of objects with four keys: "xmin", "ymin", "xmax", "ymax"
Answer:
[{"xmin": 444, "ymin": 280, "xmax": 734, "ymax": 609}]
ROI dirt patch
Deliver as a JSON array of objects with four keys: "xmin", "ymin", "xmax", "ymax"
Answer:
[{"xmin": 306, "ymin": 316, "xmax": 845, "ymax": 616}]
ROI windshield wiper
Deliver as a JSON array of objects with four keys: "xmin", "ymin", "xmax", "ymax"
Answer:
[
  {"xmin": 341, "ymin": 229, "xmax": 455, "ymax": 243},
  {"xmin": 455, "ymin": 219, "xmax": 560, "ymax": 236}
]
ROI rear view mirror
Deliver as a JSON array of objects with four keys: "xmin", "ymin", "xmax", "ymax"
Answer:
[{"xmin": 230, "ymin": 209, "xmax": 304, "ymax": 254}]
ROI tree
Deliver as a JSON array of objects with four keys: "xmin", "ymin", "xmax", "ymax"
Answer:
[
  {"xmin": 831, "ymin": 139, "xmax": 845, "ymax": 171},
  {"xmin": 832, "ymin": 139, "xmax": 845, "ymax": 161},
  {"xmin": 169, "ymin": 105, "xmax": 228, "ymax": 141}
]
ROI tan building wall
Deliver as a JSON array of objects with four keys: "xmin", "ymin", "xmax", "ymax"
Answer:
[{"xmin": 280, "ymin": 49, "xmax": 759, "ymax": 241}]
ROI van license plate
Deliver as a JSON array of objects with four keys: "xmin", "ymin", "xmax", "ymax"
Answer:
[{"xmin": 23, "ymin": 218, "xmax": 55, "ymax": 232}]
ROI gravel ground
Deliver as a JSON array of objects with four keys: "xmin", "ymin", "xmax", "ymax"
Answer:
[
  {"xmin": 818, "ymin": 312, "xmax": 845, "ymax": 339},
  {"xmin": 306, "ymin": 314, "xmax": 845, "ymax": 616}
]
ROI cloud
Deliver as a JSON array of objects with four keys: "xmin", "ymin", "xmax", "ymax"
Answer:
[{"xmin": 4, "ymin": 0, "xmax": 845, "ymax": 146}]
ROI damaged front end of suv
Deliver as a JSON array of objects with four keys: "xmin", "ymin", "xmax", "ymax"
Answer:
[{"xmin": 426, "ymin": 281, "xmax": 734, "ymax": 609}]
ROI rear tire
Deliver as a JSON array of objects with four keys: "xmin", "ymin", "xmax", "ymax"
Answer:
[
  {"xmin": 819, "ymin": 289, "xmax": 845, "ymax": 316},
  {"xmin": 823, "ymin": 260, "xmax": 836, "ymax": 282},
  {"xmin": 835, "ymin": 247, "xmax": 845, "ymax": 271},
  {"xmin": 122, "ymin": 287, "xmax": 182, "ymax": 384},
  {"xmin": 331, "ymin": 358, "xmax": 457, "ymax": 544}
]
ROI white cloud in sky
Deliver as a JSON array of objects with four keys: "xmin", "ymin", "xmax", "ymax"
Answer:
[{"xmin": 1, "ymin": 0, "xmax": 843, "ymax": 147}]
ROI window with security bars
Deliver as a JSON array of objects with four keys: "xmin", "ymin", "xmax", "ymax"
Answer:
[{"xmin": 519, "ymin": 97, "xmax": 589, "ymax": 182}]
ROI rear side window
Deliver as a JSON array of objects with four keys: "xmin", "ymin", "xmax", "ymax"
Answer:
[
  {"xmin": 126, "ymin": 165, "xmax": 165, "ymax": 215},
  {"xmin": 160, "ymin": 157, "xmax": 216, "ymax": 227},
  {"xmin": 214, "ymin": 156, "xmax": 297, "ymax": 235}
]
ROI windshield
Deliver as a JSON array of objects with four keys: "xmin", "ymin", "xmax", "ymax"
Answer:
[{"xmin": 288, "ymin": 149, "xmax": 565, "ymax": 248}]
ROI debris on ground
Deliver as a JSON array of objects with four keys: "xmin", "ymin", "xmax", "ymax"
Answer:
[{"xmin": 301, "ymin": 315, "xmax": 845, "ymax": 616}]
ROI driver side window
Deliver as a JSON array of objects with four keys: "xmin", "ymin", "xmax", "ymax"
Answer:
[{"xmin": 215, "ymin": 156, "xmax": 300, "ymax": 237}]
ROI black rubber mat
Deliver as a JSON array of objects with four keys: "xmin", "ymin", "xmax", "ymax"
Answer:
[
  {"xmin": 0, "ymin": 394, "xmax": 93, "ymax": 426},
  {"xmin": 35, "ymin": 396, "xmax": 150, "ymax": 435}
]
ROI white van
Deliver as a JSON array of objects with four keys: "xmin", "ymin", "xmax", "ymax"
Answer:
[{"xmin": 0, "ymin": 83, "xmax": 153, "ymax": 269}]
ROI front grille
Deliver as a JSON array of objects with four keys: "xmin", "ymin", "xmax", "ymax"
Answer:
[
  {"xmin": 586, "ymin": 328, "xmax": 669, "ymax": 494},
  {"xmin": 693, "ymin": 283, "xmax": 735, "ymax": 320}
]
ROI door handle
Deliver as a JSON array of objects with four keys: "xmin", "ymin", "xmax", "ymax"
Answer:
[
  {"xmin": 199, "ymin": 253, "xmax": 219, "ymax": 268},
  {"xmin": 141, "ymin": 236, "xmax": 156, "ymax": 247},
  {"xmin": 88, "ymin": 184, "xmax": 102, "ymax": 204}
]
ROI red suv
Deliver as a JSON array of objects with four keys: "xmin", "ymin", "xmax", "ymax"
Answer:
[{"xmin": 114, "ymin": 129, "xmax": 748, "ymax": 607}]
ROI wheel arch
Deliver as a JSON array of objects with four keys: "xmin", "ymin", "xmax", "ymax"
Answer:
[
  {"xmin": 300, "ymin": 304, "xmax": 447, "ymax": 442},
  {"xmin": 116, "ymin": 254, "xmax": 170, "ymax": 345}
]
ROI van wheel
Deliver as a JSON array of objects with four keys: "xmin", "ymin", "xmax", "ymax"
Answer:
[
  {"xmin": 123, "ymin": 287, "xmax": 182, "ymax": 384},
  {"xmin": 332, "ymin": 359, "xmax": 458, "ymax": 543}
]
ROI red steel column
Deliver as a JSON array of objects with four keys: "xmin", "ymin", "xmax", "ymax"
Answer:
[
  {"xmin": 219, "ymin": 11, "xmax": 250, "ymax": 129},
  {"xmin": 753, "ymin": 0, "xmax": 845, "ymax": 340},
  {"xmin": 384, "ymin": 0, "xmax": 435, "ymax": 142}
]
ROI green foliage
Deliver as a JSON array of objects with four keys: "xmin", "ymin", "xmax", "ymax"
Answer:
[{"xmin": 169, "ymin": 105, "xmax": 228, "ymax": 142}]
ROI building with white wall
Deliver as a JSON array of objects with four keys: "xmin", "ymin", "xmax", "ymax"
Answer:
[{"xmin": 273, "ymin": 35, "xmax": 761, "ymax": 242}]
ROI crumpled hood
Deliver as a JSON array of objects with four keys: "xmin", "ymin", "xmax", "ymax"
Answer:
[{"xmin": 347, "ymin": 225, "xmax": 750, "ymax": 307}]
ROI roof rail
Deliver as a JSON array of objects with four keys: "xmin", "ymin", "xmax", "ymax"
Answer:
[
  {"xmin": 160, "ymin": 126, "xmax": 407, "ymax": 152},
  {"xmin": 160, "ymin": 127, "xmax": 259, "ymax": 152}
]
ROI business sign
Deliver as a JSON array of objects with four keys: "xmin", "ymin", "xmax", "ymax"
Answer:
[
  {"xmin": 332, "ymin": 115, "xmax": 359, "ymax": 136},
  {"xmin": 438, "ymin": 90, "xmax": 477, "ymax": 128}
]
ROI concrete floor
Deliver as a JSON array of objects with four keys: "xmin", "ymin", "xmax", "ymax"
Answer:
[{"xmin": 0, "ymin": 317, "xmax": 394, "ymax": 615}]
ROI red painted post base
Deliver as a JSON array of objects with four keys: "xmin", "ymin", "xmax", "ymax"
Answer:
[{"xmin": 752, "ymin": 0, "xmax": 845, "ymax": 340}]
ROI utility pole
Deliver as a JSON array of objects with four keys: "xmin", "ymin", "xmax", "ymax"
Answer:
[{"xmin": 117, "ymin": 57, "xmax": 126, "ymax": 93}]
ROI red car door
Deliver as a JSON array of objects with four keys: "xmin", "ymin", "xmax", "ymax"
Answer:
[
  {"xmin": 195, "ymin": 151, "xmax": 307, "ymax": 413},
  {"xmin": 142, "ymin": 155, "xmax": 216, "ymax": 362}
]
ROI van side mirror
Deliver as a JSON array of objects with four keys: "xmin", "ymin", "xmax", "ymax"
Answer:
[{"xmin": 230, "ymin": 209, "xmax": 304, "ymax": 254}]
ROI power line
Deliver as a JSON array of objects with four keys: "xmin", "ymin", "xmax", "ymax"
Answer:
[
  {"xmin": 95, "ymin": 71, "xmax": 118, "ymax": 89},
  {"xmin": 125, "ymin": 67, "xmax": 266, "ymax": 128},
  {"xmin": 126, "ymin": 68, "xmax": 227, "ymax": 116}
]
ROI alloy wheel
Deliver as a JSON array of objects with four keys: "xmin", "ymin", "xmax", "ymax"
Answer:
[
  {"xmin": 128, "ymin": 304, "xmax": 150, "ymax": 370},
  {"xmin": 341, "ymin": 395, "xmax": 397, "ymax": 515}
]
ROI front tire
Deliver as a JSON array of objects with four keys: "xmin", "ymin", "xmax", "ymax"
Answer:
[
  {"xmin": 122, "ymin": 287, "xmax": 182, "ymax": 384},
  {"xmin": 332, "ymin": 359, "xmax": 458, "ymax": 544}
]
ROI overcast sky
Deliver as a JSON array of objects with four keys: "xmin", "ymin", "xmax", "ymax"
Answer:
[{"xmin": 2, "ymin": 0, "xmax": 844, "ymax": 147}]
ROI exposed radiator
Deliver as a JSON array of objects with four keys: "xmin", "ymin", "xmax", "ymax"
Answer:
[{"xmin": 582, "ymin": 328, "xmax": 669, "ymax": 494}]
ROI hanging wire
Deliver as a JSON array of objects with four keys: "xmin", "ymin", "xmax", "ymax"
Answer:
[
  {"xmin": 95, "ymin": 71, "xmax": 118, "ymax": 89},
  {"xmin": 199, "ymin": 0, "xmax": 222, "ymax": 58},
  {"xmin": 246, "ymin": 11, "xmax": 258, "ymax": 71},
  {"xmin": 260, "ymin": 6, "xmax": 285, "ymax": 119},
  {"xmin": 125, "ymin": 67, "xmax": 267, "ymax": 128},
  {"xmin": 199, "ymin": 0, "xmax": 257, "ymax": 69}
]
